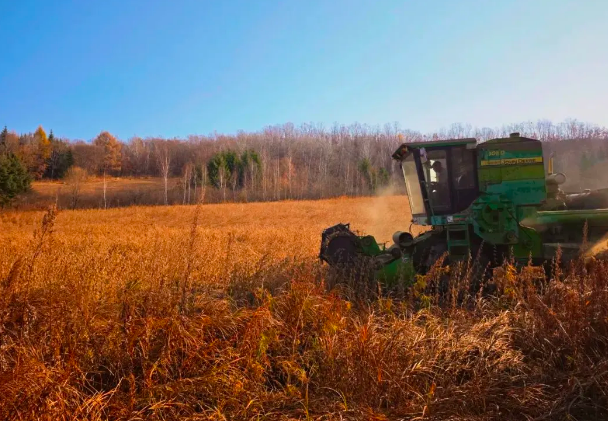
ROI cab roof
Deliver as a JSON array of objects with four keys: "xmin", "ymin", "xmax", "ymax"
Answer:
[{"xmin": 391, "ymin": 138, "xmax": 477, "ymax": 160}]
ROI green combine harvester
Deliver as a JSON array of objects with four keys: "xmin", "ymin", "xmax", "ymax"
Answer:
[{"xmin": 320, "ymin": 132, "xmax": 608, "ymax": 286}]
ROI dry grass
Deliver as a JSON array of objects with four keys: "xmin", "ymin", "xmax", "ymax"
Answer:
[
  {"xmin": 25, "ymin": 177, "xmax": 389, "ymax": 210},
  {"xmin": 23, "ymin": 178, "xmax": 176, "ymax": 210},
  {"xmin": 1, "ymin": 196, "xmax": 608, "ymax": 420}
]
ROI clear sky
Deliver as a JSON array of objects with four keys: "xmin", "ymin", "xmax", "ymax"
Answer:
[{"xmin": 1, "ymin": 0, "xmax": 607, "ymax": 140}]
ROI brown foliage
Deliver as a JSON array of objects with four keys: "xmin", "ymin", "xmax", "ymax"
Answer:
[
  {"xmin": 1, "ymin": 198, "xmax": 607, "ymax": 420},
  {"xmin": 5, "ymin": 119, "xmax": 608, "ymax": 207},
  {"xmin": 94, "ymin": 131, "xmax": 122, "ymax": 174}
]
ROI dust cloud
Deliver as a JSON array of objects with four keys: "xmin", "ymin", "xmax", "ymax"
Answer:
[{"xmin": 357, "ymin": 185, "xmax": 415, "ymax": 245}]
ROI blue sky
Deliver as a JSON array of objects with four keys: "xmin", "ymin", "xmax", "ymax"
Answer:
[{"xmin": 1, "ymin": 0, "xmax": 607, "ymax": 140}]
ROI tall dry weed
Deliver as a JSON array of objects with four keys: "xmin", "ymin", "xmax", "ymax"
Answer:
[{"xmin": 0, "ymin": 198, "xmax": 607, "ymax": 420}]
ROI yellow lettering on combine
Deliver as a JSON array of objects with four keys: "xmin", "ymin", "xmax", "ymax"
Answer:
[
  {"xmin": 487, "ymin": 150, "xmax": 506, "ymax": 157},
  {"xmin": 480, "ymin": 160, "xmax": 502, "ymax": 166},
  {"xmin": 480, "ymin": 156, "xmax": 543, "ymax": 166}
]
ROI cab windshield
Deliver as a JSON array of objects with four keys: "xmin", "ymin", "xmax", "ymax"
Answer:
[
  {"xmin": 401, "ymin": 154, "xmax": 425, "ymax": 216},
  {"xmin": 421, "ymin": 149, "xmax": 451, "ymax": 213},
  {"xmin": 396, "ymin": 143, "xmax": 479, "ymax": 219},
  {"xmin": 421, "ymin": 146, "xmax": 478, "ymax": 215}
]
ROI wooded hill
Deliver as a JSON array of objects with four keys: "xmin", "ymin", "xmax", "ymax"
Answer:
[{"xmin": 2, "ymin": 119, "xmax": 607, "ymax": 206}]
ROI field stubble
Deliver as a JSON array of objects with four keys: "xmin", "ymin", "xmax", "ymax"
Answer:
[{"xmin": 1, "ymin": 196, "xmax": 608, "ymax": 420}]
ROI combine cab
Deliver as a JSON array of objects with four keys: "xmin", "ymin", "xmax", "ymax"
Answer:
[{"xmin": 320, "ymin": 133, "xmax": 608, "ymax": 285}]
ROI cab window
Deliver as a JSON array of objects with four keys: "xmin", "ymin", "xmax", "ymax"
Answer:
[{"xmin": 422, "ymin": 150, "xmax": 451, "ymax": 213}]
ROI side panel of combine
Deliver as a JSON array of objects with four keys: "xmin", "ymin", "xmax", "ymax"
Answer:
[
  {"xmin": 472, "ymin": 134, "xmax": 545, "ymax": 259},
  {"xmin": 477, "ymin": 136, "xmax": 546, "ymax": 205}
]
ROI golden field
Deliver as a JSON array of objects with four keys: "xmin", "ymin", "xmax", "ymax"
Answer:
[
  {"xmin": 22, "ymin": 178, "xmax": 177, "ymax": 210},
  {"xmin": 1, "ymin": 196, "xmax": 608, "ymax": 420},
  {"xmin": 1, "ymin": 195, "xmax": 419, "ymax": 267}
]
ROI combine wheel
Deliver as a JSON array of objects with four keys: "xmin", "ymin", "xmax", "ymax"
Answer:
[{"xmin": 320, "ymin": 224, "xmax": 377, "ymax": 298}]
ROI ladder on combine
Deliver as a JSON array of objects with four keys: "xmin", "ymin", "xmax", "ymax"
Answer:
[{"xmin": 447, "ymin": 224, "xmax": 470, "ymax": 261}]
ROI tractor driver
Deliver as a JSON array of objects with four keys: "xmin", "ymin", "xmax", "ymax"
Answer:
[
  {"xmin": 429, "ymin": 160, "xmax": 451, "ymax": 209},
  {"xmin": 431, "ymin": 160, "xmax": 448, "ymax": 185}
]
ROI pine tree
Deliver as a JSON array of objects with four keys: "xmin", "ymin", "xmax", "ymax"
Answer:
[
  {"xmin": 358, "ymin": 158, "xmax": 373, "ymax": 191},
  {"xmin": 239, "ymin": 150, "xmax": 262, "ymax": 189},
  {"xmin": 377, "ymin": 167, "xmax": 390, "ymax": 188},
  {"xmin": 0, "ymin": 126, "xmax": 7, "ymax": 153},
  {"xmin": 207, "ymin": 153, "xmax": 229, "ymax": 189},
  {"xmin": 0, "ymin": 152, "xmax": 31, "ymax": 207},
  {"xmin": 45, "ymin": 137, "xmax": 74, "ymax": 179},
  {"xmin": 580, "ymin": 152, "xmax": 592, "ymax": 175}
]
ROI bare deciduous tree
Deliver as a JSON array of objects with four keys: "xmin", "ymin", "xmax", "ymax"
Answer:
[
  {"xmin": 155, "ymin": 141, "xmax": 171, "ymax": 205},
  {"xmin": 182, "ymin": 162, "xmax": 193, "ymax": 204},
  {"xmin": 65, "ymin": 166, "xmax": 88, "ymax": 209},
  {"xmin": 5, "ymin": 119, "xmax": 607, "ymax": 207}
]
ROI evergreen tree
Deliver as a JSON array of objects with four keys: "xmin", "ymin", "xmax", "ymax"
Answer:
[
  {"xmin": 358, "ymin": 158, "xmax": 390, "ymax": 192},
  {"xmin": 44, "ymin": 130, "xmax": 74, "ymax": 179},
  {"xmin": 377, "ymin": 167, "xmax": 390, "ymax": 188},
  {"xmin": 207, "ymin": 150, "xmax": 262, "ymax": 190},
  {"xmin": 0, "ymin": 152, "xmax": 31, "ymax": 207},
  {"xmin": 358, "ymin": 158, "xmax": 373, "ymax": 191},
  {"xmin": 239, "ymin": 150, "xmax": 262, "ymax": 188},
  {"xmin": 45, "ymin": 137, "xmax": 75, "ymax": 179},
  {"xmin": 0, "ymin": 126, "xmax": 7, "ymax": 153},
  {"xmin": 207, "ymin": 153, "xmax": 229, "ymax": 189},
  {"xmin": 580, "ymin": 152, "xmax": 592, "ymax": 174}
]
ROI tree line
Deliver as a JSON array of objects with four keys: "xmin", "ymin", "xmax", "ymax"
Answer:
[{"xmin": 1, "ymin": 119, "xmax": 608, "ymax": 207}]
